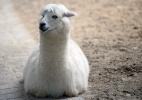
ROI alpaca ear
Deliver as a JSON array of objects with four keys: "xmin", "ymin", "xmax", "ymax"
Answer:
[{"xmin": 63, "ymin": 11, "xmax": 77, "ymax": 17}]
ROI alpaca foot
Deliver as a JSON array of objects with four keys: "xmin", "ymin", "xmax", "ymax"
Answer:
[{"xmin": 65, "ymin": 89, "xmax": 79, "ymax": 97}]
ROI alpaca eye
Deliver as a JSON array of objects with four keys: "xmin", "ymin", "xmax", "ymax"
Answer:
[
  {"xmin": 52, "ymin": 15, "xmax": 58, "ymax": 19},
  {"xmin": 42, "ymin": 15, "xmax": 44, "ymax": 18},
  {"xmin": 41, "ymin": 14, "xmax": 45, "ymax": 18}
]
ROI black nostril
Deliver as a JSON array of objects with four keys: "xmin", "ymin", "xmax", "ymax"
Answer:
[{"xmin": 40, "ymin": 22, "xmax": 46, "ymax": 27}]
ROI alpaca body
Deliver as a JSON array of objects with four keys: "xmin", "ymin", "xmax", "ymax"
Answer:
[
  {"xmin": 23, "ymin": 4, "xmax": 89, "ymax": 98},
  {"xmin": 23, "ymin": 39, "xmax": 89, "ymax": 97}
]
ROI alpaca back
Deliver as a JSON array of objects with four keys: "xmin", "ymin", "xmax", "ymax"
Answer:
[{"xmin": 68, "ymin": 40, "xmax": 89, "ymax": 91}]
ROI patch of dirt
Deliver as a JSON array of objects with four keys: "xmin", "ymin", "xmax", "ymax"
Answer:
[{"xmin": 12, "ymin": 0, "xmax": 142, "ymax": 99}]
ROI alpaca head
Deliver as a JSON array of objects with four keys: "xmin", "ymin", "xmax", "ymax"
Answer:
[{"xmin": 39, "ymin": 4, "xmax": 76, "ymax": 38}]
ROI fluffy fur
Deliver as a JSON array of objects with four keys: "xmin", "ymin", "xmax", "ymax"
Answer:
[{"xmin": 22, "ymin": 4, "xmax": 89, "ymax": 98}]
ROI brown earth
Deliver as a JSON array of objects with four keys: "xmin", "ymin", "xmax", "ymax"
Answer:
[{"xmin": 12, "ymin": 0, "xmax": 142, "ymax": 100}]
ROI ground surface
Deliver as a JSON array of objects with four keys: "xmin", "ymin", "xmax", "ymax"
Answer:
[{"xmin": 0, "ymin": 0, "xmax": 142, "ymax": 100}]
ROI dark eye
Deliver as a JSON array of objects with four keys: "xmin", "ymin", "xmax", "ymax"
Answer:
[
  {"xmin": 52, "ymin": 15, "xmax": 58, "ymax": 19},
  {"xmin": 42, "ymin": 15, "xmax": 44, "ymax": 18}
]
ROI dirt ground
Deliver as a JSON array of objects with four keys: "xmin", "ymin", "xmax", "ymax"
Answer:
[{"xmin": 12, "ymin": 0, "xmax": 142, "ymax": 100}]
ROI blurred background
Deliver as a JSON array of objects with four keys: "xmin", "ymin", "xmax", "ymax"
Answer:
[{"xmin": 0, "ymin": 0, "xmax": 142, "ymax": 100}]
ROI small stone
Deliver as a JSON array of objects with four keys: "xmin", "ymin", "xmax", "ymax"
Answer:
[
  {"xmin": 125, "ymin": 93, "xmax": 131, "ymax": 97},
  {"xmin": 133, "ymin": 26, "xmax": 138, "ymax": 29},
  {"xmin": 132, "ymin": 46, "xmax": 138, "ymax": 50}
]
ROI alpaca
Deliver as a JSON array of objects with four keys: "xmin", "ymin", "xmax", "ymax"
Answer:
[{"xmin": 22, "ymin": 4, "xmax": 89, "ymax": 98}]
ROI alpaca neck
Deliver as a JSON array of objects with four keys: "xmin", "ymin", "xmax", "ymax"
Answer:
[{"xmin": 39, "ymin": 33, "xmax": 69, "ymax": 69}]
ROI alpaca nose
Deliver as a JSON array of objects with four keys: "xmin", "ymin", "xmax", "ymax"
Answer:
[
  {"xmin": 39, "ymin": 22, "xmax": 46, "ymax": 29},
  {"xmin": 39, "ymin": 22, "xmax": 49, "ymax": 31}
]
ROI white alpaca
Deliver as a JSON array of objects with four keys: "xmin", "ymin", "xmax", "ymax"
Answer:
[{"xmin": 22, "ymin": 4, "xmax": 89, "ymax": 98}]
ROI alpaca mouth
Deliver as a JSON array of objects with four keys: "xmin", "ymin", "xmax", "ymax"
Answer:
[{"xmin": 40, "ymin": 27, "xmax": 49, "ymax": 32}]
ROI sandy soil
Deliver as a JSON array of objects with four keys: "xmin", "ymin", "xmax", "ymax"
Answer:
[{"xmin": 12, "ymin": 0, "xmax": 142, "ymax": 100}]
